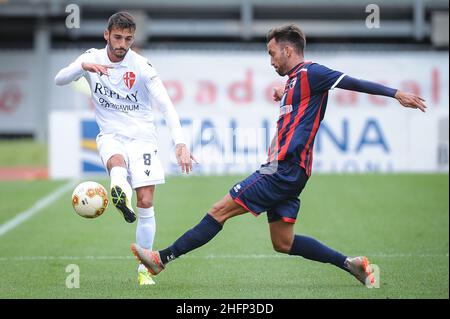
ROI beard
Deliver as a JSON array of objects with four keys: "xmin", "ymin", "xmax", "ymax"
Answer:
[
  {"xmin": 273, "ymin": 57, "xmax": 288, "ymax": 76},
  {"xmin": 112, "ymin": 47, "xmax": 127, "ymax": 58},
  {"xmin": 276, "ymin": 68, "xmax": 287, "ymax": 76},
  {"xmin": 274, "ymin": 65, "xmax": 287, "ymax": 76},
  {"xmin": 107, "ymin": 42, "xmax": 128, "ymax": 59}
]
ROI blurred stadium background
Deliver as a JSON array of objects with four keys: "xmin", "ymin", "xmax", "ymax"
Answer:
[
  {"xmin": 0, "ymin": 0, "xmax": 449, "ymax": 176},
  {"xmin": 0, "ymin": 0, "xmax": 448, "ymax": 299}
]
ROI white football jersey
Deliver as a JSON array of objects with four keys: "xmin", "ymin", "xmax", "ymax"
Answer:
[{"xmin": 55, "ymin": 47, "xmax": 184, "ymax": 145}]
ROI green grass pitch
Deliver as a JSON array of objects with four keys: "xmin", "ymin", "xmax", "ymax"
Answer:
[{"xmin": 0, "ymin": 174, "xmax": 448, "ymax": 299}]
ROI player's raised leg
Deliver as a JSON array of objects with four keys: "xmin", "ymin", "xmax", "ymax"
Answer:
[
  {"xmin": 107, "ymin": 154, "xmax": 136, "ymax": 223},
  {"xmin": 135, "ymin": 185, "xmax": 157, "ymax": 285},
  {"xmin": 269, "ymin": 219, "xmax": 375, "ymax": 286},
  {"xmin": 131, "ymin": 194, "xmax": 247, "ymax": 275}
]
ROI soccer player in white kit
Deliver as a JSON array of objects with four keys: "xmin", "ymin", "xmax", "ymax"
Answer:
[{"xmin": 54, "ymin": 12, "xmax": 195, "ymax": 285}]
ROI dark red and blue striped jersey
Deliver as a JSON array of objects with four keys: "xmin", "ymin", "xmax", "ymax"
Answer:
[{"xmin": 267, "ymin": 62, "xmax": 344, "ymax": 176}]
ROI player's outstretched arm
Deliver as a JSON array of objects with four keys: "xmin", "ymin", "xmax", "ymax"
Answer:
[
  {"xmin": 336, "ymin": 75, "xmax": 426, "ymax": 112},
  {"xmin": 394, "ymin": 90, "xmax": 427, "ymax": 112},
  {"xmin": 80, "ymin": 62, "xmax": 113, "ymax": 77},
  {"xmin": 55, "ymin": 59, "xmax": 112, "ymax": 86},
  {"xmin": 54, "ymin": 61, "xmax": 85, "ymax": 86}
]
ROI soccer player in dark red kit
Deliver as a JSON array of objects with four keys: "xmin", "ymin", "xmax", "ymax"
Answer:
[{"xmin": 131, "ymin": 24, "xmax": 426, "ymax": 287}]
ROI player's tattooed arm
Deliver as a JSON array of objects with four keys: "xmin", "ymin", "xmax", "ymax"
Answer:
[
  {"xmin": 175, "ymin": 143, "xmax": 197, "ymax": 175},
  {"xmin": 81, "ymin": 62, "xmax": 113, "ymax": 76},
  {"xmin": 394, "ymin": 90, "xmax": 427, "ymax": 112}
]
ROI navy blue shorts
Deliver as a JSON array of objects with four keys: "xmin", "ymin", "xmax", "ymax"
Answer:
[{"xmin": 229, "ymin": 161, "xmax": 309, "ymax": 224}]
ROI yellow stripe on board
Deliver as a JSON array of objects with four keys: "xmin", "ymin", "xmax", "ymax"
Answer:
[{"xmin": 81, "ymin": 140, "xmax": 98, "ymax": 151}]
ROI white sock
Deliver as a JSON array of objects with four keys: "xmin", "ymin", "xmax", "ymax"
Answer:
[
  {"xmin": 110, "ymin": 166, "xmax": 132, "ymax": 203},
  {"xmin": 136, "ymin": 206, "xmax": 156, "ymax": 250}
]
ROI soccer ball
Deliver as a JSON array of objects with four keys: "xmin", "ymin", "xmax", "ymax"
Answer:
[{"xmin": 71, "ymin": 181, "xmax": 109, "ymax": 219}]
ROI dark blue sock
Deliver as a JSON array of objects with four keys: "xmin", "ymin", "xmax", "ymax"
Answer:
[
  {"xmin": 289, "ymin": 235, "xmax": 348, "ymax": 272},
  {"xmin": 159, "ymin": 213, "xmax": 223, "ymax": 265}
]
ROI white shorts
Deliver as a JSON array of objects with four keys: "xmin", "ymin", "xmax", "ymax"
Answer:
[{"xmin": 96, "ymin": 133, "xmax": 165, "ymax": 189}]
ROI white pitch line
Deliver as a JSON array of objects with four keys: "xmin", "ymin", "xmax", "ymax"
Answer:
[
  {"xmin": 0, "ymin": 253, "xmax": 447, "ymax": 262},
  {"xmin": 0, "ymin": 180, "xmax": 76, "ymax": 237}
]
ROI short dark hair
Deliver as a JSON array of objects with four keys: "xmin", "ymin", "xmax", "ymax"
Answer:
[
  {"xmin": 107, "ymin": 12, "xmax": 136, "ymax": 32},
  {"xmin": 266, "ymin": 24, "xmax": 306, "ymax": 54}
]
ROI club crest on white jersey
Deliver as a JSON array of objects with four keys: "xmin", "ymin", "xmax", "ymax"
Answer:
[{"xmin": 123, "ymin": 71, "xmax": 136, "ymax": 89}]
